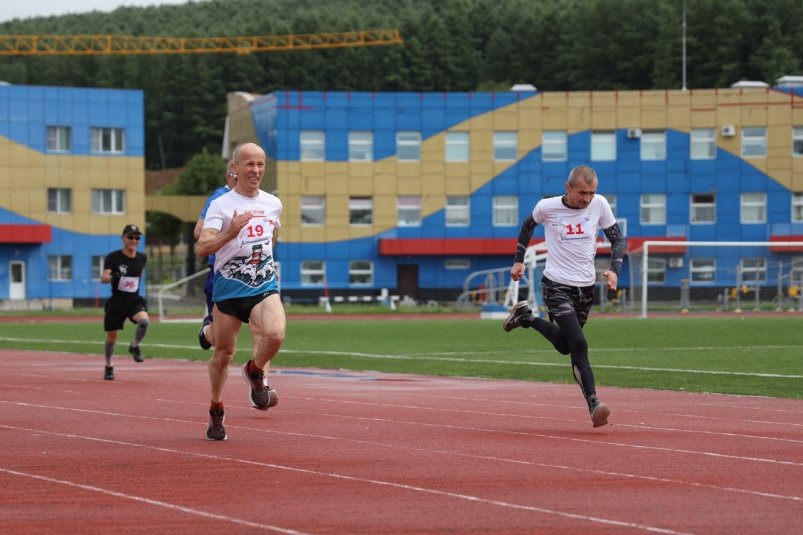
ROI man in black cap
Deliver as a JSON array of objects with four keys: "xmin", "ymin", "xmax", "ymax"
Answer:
[{"xmin": 99, "ymin": 224, "xmax": 150, "ymax": 380}]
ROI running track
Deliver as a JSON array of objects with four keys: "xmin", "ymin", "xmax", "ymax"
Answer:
[{"xmin": 1, "ymin": 349, "xmax": 801, "ymax": 534}]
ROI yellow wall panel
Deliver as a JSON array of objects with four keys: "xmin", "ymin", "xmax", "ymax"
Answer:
[
  {"xmin": 617, "ymin": 107, "xmax": 641, "ymax": 127},
  {"xmin": 445, "ymin": 178, "xmax": 471, "ymax": 195},
  {"xmin": 666, "ymin": 106, "xmax": 691, "ymax": 130},
  {"xmin": 690, "ymin": 110, "xmax": 717, "ymax": 127},
  {"xmin": 373, "ymin": 174, "xmax": 398, "ymax": 195},
  {"xmin": 543, "ymin": 109, "xmax": 570, "ymax": 130},
  {"xmin": 349, "ymin": 177, "xmax": 375, "ymax": 196},
  {"xmin": 493, "ymin": 110, "xmax": 519, "ymax": 130},
  {"xmin": 567, "ymin": 92, "xmax": 591, "ymax": 108},
  {"xmin": 469, "ymin": 114, "xmax": 493, "ymax": 131},
  {"xmin": 445, "ymin": 163, "xmax": 469, "ymax": 177},
  {"xmin": 397, "ymin": 162, "xmax": 422, "ymax": 176},
  {"xmin": 768, "ymin": 105, "xmax": 793, "ymax": 125},
  {"xmin": 422, "ymin": 175, "xmax": 445, "ymax": 195},
  {"xmin": 327, "ymin": 194, "xmax": 348, "ymax": 217},
  {"xmin": 566, "ymin": 107, "xmax": 588, "ymax": 131},
  {"xmin": 641, "ymin": 109, "xmax": 669, "ymax": 129},
  {"xmin": 742, "ymin": 106, "xmax": 768, "ymax": 125},
  {"xmin": 325, "ymin": 176, "xmax": 348, "ymax": 194},
  {"xmin": 590, "ymin": 109, "xmax": 617, "ymax": 129},
  {"xmin": 349, "ymin": 164, "xmax": 374, "ymax": 177},
  {"xmin": 397, "ymin": 177, "xmax": 422, "ymax": 194}
]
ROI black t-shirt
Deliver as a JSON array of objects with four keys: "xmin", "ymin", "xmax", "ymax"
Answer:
[{"xmin": 104, "ymin": 250, "xmax": 147, "ymax": 298}]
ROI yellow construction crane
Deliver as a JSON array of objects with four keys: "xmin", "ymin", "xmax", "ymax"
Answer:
[{"xmin": 0, "ymin": 28, "xmax": 402, "ymax": 56}]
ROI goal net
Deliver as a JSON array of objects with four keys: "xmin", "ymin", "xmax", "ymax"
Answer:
[
  {"xmin": 626, "ymin": 241, "xmax": 803, "ymax": 317},
  {"xmin": 154, "ymin": 268, "xmax": 210, "ymax": 323}
]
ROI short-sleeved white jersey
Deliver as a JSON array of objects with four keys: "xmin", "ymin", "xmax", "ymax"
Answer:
[
  {"xmin": 203, "ymin": 189, "xmax": 282, "ymax": 301},
  {"xmin": 532, "ymin": 194, "xmax": 616, "ymax": 287}
]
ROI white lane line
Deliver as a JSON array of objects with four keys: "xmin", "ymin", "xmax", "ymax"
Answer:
[
  {"xmin": 0, "ymin": 466, "xmax": 311, "ymax": 534},
  {"xmin": 1, "ymin": 424, "xmax": 692, "ymax": 535}
]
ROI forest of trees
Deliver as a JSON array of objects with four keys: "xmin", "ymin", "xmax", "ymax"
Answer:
[{"xmin": 1, "ymin": 0, "xmax": 801, "ymax": 173}]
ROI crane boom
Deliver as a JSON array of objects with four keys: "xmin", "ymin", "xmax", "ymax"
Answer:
[{"xmin": 0, "ymin": 28, "xmax": 402, "ymax": 56}]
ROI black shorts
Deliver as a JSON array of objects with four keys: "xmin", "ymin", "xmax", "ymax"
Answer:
[
  {"xmin": 104, "ymin": 295, "xmax": 147, "ymax": 332},
  {"xmin": 540, "ymin": 275, "xmax": 595, "ymax": 326},
  {"xmin": 216, "ymin": 290, "xmax": 279, "ymax": 323}
]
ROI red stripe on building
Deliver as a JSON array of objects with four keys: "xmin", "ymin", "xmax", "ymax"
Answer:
[
  {"xmin": 769, "ymin": 235, "xmax": 803, "ymax": 253},
  {"xmin": 0, "ymin": 224, "xmax": 52, "ymax": 243}
]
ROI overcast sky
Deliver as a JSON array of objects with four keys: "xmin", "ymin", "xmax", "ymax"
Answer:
[{"xmin": 1, "ymin": 0, "xmax": 195, "ymax": 23}]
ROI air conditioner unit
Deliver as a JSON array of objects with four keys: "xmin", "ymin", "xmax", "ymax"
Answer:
[
  {"xmin": 668, "ymin": 257, "xmax": 684, "ymax": 268},
  {"xmin": 721, "ymin": 125, "xmax": 736, "ymax": 137},
  {"xmin": 627, "ymin": 128, "xmax": 642, "ymax": 139}
]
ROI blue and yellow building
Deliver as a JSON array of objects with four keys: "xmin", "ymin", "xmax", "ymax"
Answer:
[
  {"xmin": 226, "ymin": 79, "xmax": 803, "ymax": 301},
  {"xmin": 0, "ymin": 84, "xmax": 145, "ymax": 308}
]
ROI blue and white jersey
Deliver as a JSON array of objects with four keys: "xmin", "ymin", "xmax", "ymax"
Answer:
[
  {"xmin": 533, "ymin": 195, "xmax": 616, "ymax": 287},
  {"xmin": 203, "ymin": 189, "xmax": 282, "ymax": 302},
  {"xmin": 199, "ymin": 185, "xmax": 232, "ymax": 267}
]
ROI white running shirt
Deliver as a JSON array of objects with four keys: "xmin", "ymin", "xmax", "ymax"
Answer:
[
  {"xmin": 203, "ymin": 189, "xmax": 282, "ymax": 301},
  {"xmin": 532, "ymin": 195, "xmax": 616, "ymax": 287}
]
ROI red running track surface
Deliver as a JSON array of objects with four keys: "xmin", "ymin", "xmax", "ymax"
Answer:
[{"xmin": 1, "ymin": 349, "xmax": 801, "ymax": 534}]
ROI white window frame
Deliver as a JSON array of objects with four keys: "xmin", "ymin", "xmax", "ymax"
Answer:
[
  {"xmin": 349, "ymin": 197, "xmax": 373, "ymax": 225},
  {"xmin": 90, "ymin": 127, "xmax": 124, "ymax": 154},
  {"xmin": 48, "ymin": 255, "xmax": 72, "ymax": 281},
  {"xmin": 793, "ymin": 126, "xmax": 803, "ymax": 157},
  {"xmin": 591, "ymin": 131, "xmax": 616, "ymax": 161},
  {"xmin": 493, "ymin": 131, "xmax": 518, "ymax": 161},
  {"xmin": 640, "ymin": 130, "xmax": 666, "ymax": 160},
  {"xmin": 47, "ymin": 188, "xmax": 72, "ymax": 214},
  {"xmin": 47, "ymin": 126, "xmax": 71, "ymax": 152},
  {"xmin": 300, "ymin": 130, "xmax": 325, "ymax": 161},
  {"xmin": 740, "ymin": 192, "xmax": 766, "ymax": 223},
  {"xmin": 397, "ymin": 131, "xmax": 421, "ymax": 161},
  {"xmin": 640, "ymin": 194, "xmax": 666, "ymax": 225},
  {"xmin": 740, "ymin": 257, "xmax": 767, "ymax": 282},
  {"xmin": 690, "ymin": 258, "xmax": 716, "ymax": 283},
  {"xmin": 300, "ymin": 260, "xmax": 326, "ymax": 286},
  {"xmin": 790, "ymin": 257, "xmax": 803, "ymax": 284},
  {"xmin": 92, "ymin": 255, "xmax": 105, "ymax": 281},
  {"xmin": 348, "ymin": 260, "xmax": 374, "ymax": 286},
  {"xmin": 397, "ymin": 196, "xmax": 421, "ymax": 227},
  {"xmin": 541, "ymin": 131, "xmax": 567, "ymax": 161},
  {"xmin": 91, "ymin": 189, "xmax": 125, "ymax": 215},
  {"xmin": 301, "ymin": 195, "xmax": 325, "ymax": 226},
  {"xmin": 690, "ymin": 128, "xmax": 716, "ymax": 159},
  {"xmin": 646, "ymin": 257, "xmax": 667, "ymax": 283},
  {"xmin": 741, "ymin": 127, "xmax": 767, "ymax": 158},
  {"xmin": 690, "ymin": 193, "xmax": 716, "ymax": 224},
  {"xmin": 445, "ymin": 131, "xmax": 469, "ymax": 162},
  {"xmin": 348, "ymin": 131, "xmax": 373, "ymax": 162},
  {"xmin": 492, "ymin": 195, "xmax": 518, "ymax": 227},
  {"xmin": 792, "ymin": 193, "xmax": 803, "ymax": 223},
  {"xmin": 445, "ymin": 196, "xmax": 470, "ymax": 227},
  {"xmin": 445, "ymin": 259, "xmax": 471, "ymax": 270}
]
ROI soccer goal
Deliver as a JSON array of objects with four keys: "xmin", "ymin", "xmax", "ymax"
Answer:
[
  {"xmin": 627, "ymin": 241, "xmax": 803, "ymax": 318},
  {"xmin": 154, "ymin": 268, "xmax": 210, "ymax": 323}
]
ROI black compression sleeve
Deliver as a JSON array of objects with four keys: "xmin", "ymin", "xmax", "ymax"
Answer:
[
  {"xmin": 514, "ymin": 215, "xmax": 537, "ymax": 263},
  {"xmin": 603, "ymin": 223, "xmax": 626, "ymax": 276}
]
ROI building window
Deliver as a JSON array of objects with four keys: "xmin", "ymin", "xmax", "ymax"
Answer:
[
  {"xmin": 445, "ymin": 131, "xmax": 469, "ymax": 162},
  {"xmin": 349, "ymin": 197, "xmax": 373, "ymax": 225},
  {"xmin": 690, "ymin": 193, "xmax": 716, "ymax": 224},
  {"xmin": 690, "ymin": 128, "xmax": 716, "ymax": 159},
  {"xmin": 640, "ymin": 130, "xmax": 666, "ymax": 160},
  {"xmin": 690, "ymin": 258, "xmax": 716, "ymax": 283},
  {"xmin": 740, "ymin": 192, "xmax": 766, "ymax": 223},
  {"xmin": 348, "ymin": 131, "xmax": 373, "ymax": 161},
  {"xmin": 301, "ymin": 195, "xmax": 325, "ymax": 226},
  {"xmin": 47, "ymin": 126, "xmax": 71, "ymax": 152},
  {"xmin": 741, "ymin": 127, "xmax": 767, "ymax": 158},
  {"xmin": 397, "ymin": 131, "xmax": 421, "ymax": 161},
  {"xmin": 493, "ymin": 195, "xmax": 518, "ymax": 226},
  {"xmin": 92, "ymin": 189, "xmax": 125, "ymax": 214},
  {"xmin": 300, "ymin": 131, "xmax": 325, "ymax": 161},
  {"xmin": 793, "ymin": 193, "xmax": 803, "ymax": 223},
  {"xmin": 740, "ymin": 257, "xmax": 766, "ymax": 282},
  {"xmin": 445, "ymin": 196, "xmax": 470, "ymax": 227},
  {"xmin": 646, "ymin": 257, "xmax": 666, "ymax": 283},
  {"xmin": 47, "ymin": 188, "xmax": 72, "ymax": 213},
  {"xmin": 493, "ymin": 131, "xmax": 517, "ymax": 161},
  {"xmin": 640, "ymin": 194, "xmax": 666, "ymax": 225},
  {"xmin": 90, "ymin": 127, "xmax": 124, "ymax": 154},
  {"xmin": 349, "ymin": 260, "xmax": 373, "ymax": 285},
  {"xmin": 92, "ymin": 255, "xmax": 104, "ymax": 280},
  {"xmin": 542, "ymin": 131, "xmax": 567, "ymax": 161},
  {"xmin": 48, "ymin": 255, "xmax": 72, "ymax": 281},
  {"xmin": 790, "ymin": 257, "xmax": 803, "ymax": 284},
  {"xmin": 300, "ymin": 260, "xmax": 325, "ymax": 285},
  {"xmin": 397, "ymin": 196, "xmax": 421, "ymax": 227},
  {"xmin": 591, "ymin": 131, "xmax": 616, "ymax": 161},
  {"xmin": 445, "ymin": 259, "xmax": 471, "ymax": 270},
  {"xmin": 793, "ymin": 126, "xmax": 803, "ymax": 157},
  {"xmin": 602, "ymin": 194, "xmax": 616, "ymax": 216}
]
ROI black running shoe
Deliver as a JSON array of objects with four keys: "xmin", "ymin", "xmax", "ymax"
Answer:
[
  {"xmin": 104, "ymin": 366, "xmax": 114, "ymax": 381},
  {"xmin": 198, "ymin": 318, "xmax": 212, "ymax": 350},
  {"xmin": 241, "ymin": 360, "xmax": 270, "ymax": 410},
  {"xmin": 128, "ymin": 344, "xmax": 144, "ymax": 363},
  {"xmin": 589, "ymin": 398, "xmax": 611, "ymax": 428},
  {"xmin": 502, "ymin": 300, "xmax": 532, "ymax": 332},
  {"xmin": 206, "ymin": 409, "xmax": 227, "ymax": 441}
]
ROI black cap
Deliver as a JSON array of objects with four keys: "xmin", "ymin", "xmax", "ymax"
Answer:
[{"xmin": 122, "ymin": 224, "xmax": 143, "ymax": 236}]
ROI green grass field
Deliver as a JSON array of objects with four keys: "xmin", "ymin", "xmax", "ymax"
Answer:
[{"xmin": 1, "ymin": 314, "xmax": 801, "ymax": 399}]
